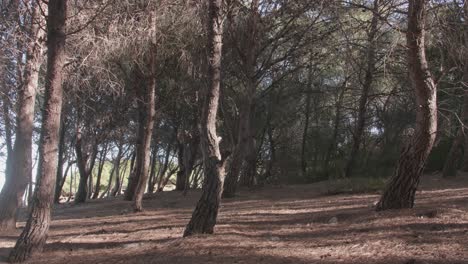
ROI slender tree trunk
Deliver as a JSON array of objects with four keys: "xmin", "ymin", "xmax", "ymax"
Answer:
[
  {"xmin": 110, "ymin": 144, "xmax": 124, "ymax": 197},
  {"xmin": 443, "ymin": 128, "xmax": 463, "ymax": 177},
  {"xmin": 324, "ymin": 80, "xmax": 347, "ymax": 177},
  {"xmin": 1, "ymin": 94, "xmax": 13, "ymax": 183},
  {"xmin": 240, "ymin": 136, "xmax": 256, "ymax": 186},
  {"xmin": 184, "ymin": 136, "xmax": 199, "ymax": 192},
  {"xmin": 54, "ymin": 116, "xmax": 67, "ymax": 204},
  {"xmin": 184, "ymin": 0, "xmax": 228, "ymax": 237},
  {"xmin": 156, "ymin": 141, "xmax": 174, "ymax": 191},
  {"xmin": 68, "ymin": 166, "xmax": 74, "ymax": 202},
  {"xmin": 75, "ymin": 133, "xmax": 98, "ymax": 204},
  {"xmin": 176, "ymin": 139, "xmax": 186, "ymax": 191},
  {"xmin": 92, "ymin": 144, "xmax": 108, "ymax": 199},
  {"xmin": 223, "ymin": 0, "xmax": 259, "ymax": 197},
  {"xmin": 301, "ymin": 89, "xmax": 312, "ymax": 178},
  {"xmin": 87, "ymin": 166, "xmax": 94, "ymax": 199},
  {"xmin": 147, "ymin": 143, "xmax": 159, "ymax": 193},
  {"xmin": 459, "ymin": 2, "xmax": 468, "ymax": 172},
  {"xmin": 133, "ymin": 43, "xmax": 157, "ymax": 212},
  {"xmin": 0, "ymin": 0, "xmax": 46, "ymax": 232},
  {"xmin": 344, "ymin": 0, "xmax": 379, "ymax": 178},
  {"xmin": 376, "ymin": 0, "xmax": 437, "ymax": 211},
  {"xmin": 124, "ymin": 148, "xmax": 138, "ymax": 200},
  {"xmin": 8, "ymin": 1, "xmax": 67, "ymax": 261},
  {"xmin": 56, "ymin": 161, "xmax": 74, "ymax": 202}
]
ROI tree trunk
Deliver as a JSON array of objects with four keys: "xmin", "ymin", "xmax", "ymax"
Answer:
[
  {"xmin": 240, "ymin": 136, "xmax": 256, "ymax": 187},
  {"xmin": 54, "ymin": 116, "xmax": 67, "ymax": 204},
  {"xmin": 344, "ymin": 0, "xmax": 379, "ymax": 178},
  {"xmin": 67, "ymin": 166, "xmax": 74, "ymax": 202},
  {"xmin": 376, "ymin": 0, "xmax": 437, "ymax": 211},
  {"xmin": 442, "ymin": 129, "xmax": 463, "ymax": 178},
  {"xmin": 324, "ymin": 79, "xmax": 347, "ymax": 177},
  {"xmin": 156, "ymin": 141, "xmax": 174, "ymax": 192},
  {"xmin": 110, "ymin": 144, "xmax": 124, "ymax": 197},
  {"xmin": 459, "ymin": 2, "xmax": 468, "ymax": 172},
  {"xmin": 1, "ymin": 94, "xmax": 13, "ymax": 184},
  {"xmin": 176, "ymin": 130, "xmax": 199, "ymax": 192},
  {"xmin": 74, "ymin": 132, "xmax": 98, "ymax": 204},
  {"xmin": 0, "ymin": 0, "xmax": 46, "ymax": 232},
  {"xmin": 124, "ymin": 148, "xmax": 138, "ymax": 200},
  {"xmin": 176, "ymin": 139, "xmax": 186, "ymax": 191},
  {"xmin": 92, "ymin": 144, "xmax": 108, "ymax": 199},
  {"xmin": 223, "ymin": 0, "xmax": 259, "ymax": 197},
  {"xmin": 183, "ymin": 0, "xmax": 228, "ymax": 237},
  {"xmin": 56, "ymin": 161, "xmax": 74, "ymax": 202},
  {"xmin": 133, "ymin": 44, "xmax": 157, "ymax": 212},
  {"xmin": 147, "ymin": 143, "xmax": 159, "ymax": 193},
  {"xmin": 301, "ymin": 87, "xmax": 312, "ymax": 178},
  {"xmin": 8, "ymin": 1, "xmax": 67, "ymax": 261}
]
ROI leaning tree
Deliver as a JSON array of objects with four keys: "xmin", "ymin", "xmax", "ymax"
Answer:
[{"xmin": 376, "ymin": 0, "xmax": 437, "ymax": 210}]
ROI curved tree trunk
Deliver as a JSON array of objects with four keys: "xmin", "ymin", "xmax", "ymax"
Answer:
[
  {"xmin": 376, "ymin": 0, "xmax": 437, "ymax": 211},
  {"xmin": 0, "ymin": 0, "xmax": 46, "ymax": 232},
  {"xmin": 8, "ymin": 0, "xmax": 67, "ymax": 261},
  {"xmin": 184, "ymin": 0, "xmax": 228, "ymax": 237}
]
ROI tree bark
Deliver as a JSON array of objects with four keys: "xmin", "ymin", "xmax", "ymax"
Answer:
[
  {"xmin": 0, "ymin": 0, "xmax": 46, "ymax": 232},
  {"xmin": 56, "ymin": 161, "xmax": 74, "ymax": 202},
  {"xmin": 124, "ymin": 148, "xmax": 138, "ymax": 200},
  {"xmin": 344, "ymin": 0, "xmax": 379, "ymax": 178},
  {"xmin": 176, "ymin": 139, "xmax": 186, "ymax": 191},
  {"xmin": 459, "ymin": 2, "xmax": 468, "ymax": 172},
  {"xmin": 176, "ymin": 130, "xmax": 199, "ymax": 192},
  {"xmin": 8, "ymin": 0, "xmax": 67, "ymax": 261},
  {"xmin": 184, "ymin": 0, "xmax": 228, "ymax": 237},
  {"xmin": 92, "ymin": 144, "xmax": 108, "ymax": 199},
  {"xmin": 1, "ymin": 93, "xmax": 13, "ymax": 183},
  {"xmin": 110, "ymin": 144, "xmax": 124, "ymax": 197},
  {"xmin": 147, "ymin": 143, "xmax": 159, "ymax": 193},
  {"xmin": 74, "ymin": 131, "xmax": 98, "ymax": 204},
  {"xmin": 54, "ymin": 116, "xmax": 67, "ymax": 204},
  {"xmin": 442, "ymin": 129, "xmax": 463, "ymax": 177},
  {"xmin": 376, "ymin": 0, "xmax": 437, "ymax": 211},
  {"xmin": 133, "ymin": 43, "xmax": 157, "ymax": 212}
]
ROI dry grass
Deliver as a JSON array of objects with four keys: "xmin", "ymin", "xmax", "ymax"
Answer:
[{"xmin": 1, "ymin": 174, "xmax": 468, "ymax": 264}]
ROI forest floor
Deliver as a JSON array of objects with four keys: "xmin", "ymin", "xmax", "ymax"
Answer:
[{"xmin": 1, "ymin": 174, "xmax": 468, "ymax": 264}]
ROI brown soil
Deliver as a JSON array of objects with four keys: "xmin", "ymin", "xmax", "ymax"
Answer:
[{"xmin": 1, "ymin": 175, "xmax": 468, "ymax": 264}]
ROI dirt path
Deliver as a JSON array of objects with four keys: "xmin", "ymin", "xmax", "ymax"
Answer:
[{"xmin": 1, "ymin": 175, "xmax": 468, "ymax": 264}]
